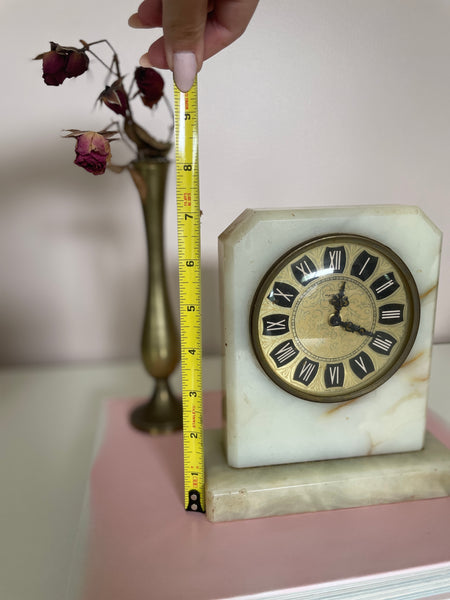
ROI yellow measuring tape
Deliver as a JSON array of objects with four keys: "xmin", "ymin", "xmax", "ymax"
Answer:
[{"xmin": 174, "ymin": 78, "xmax": 205, "ymax": 513}]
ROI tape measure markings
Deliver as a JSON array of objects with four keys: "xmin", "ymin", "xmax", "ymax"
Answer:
[{"xmin": 174, "ymin": 78, "xmax": 205, "ymax": 513}]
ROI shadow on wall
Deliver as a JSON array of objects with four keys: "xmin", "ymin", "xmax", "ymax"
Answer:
[{"xmin": 0, "ymin": 143, "xmax": 222, "ymax": 365}]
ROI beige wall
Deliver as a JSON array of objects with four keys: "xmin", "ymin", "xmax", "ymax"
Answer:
[{"xmin": 1, "ymin": 0, "xmax": 449, "ymax": 365}]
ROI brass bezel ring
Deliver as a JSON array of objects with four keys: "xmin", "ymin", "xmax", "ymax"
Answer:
[{"xmin": 250, "ymin": 233, "xmax": 421, "ymax": 403}]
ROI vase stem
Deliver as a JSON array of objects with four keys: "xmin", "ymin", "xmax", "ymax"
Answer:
[{"xmin": 129, "ymin": 159, "xmax": 182, "ymax": 434}]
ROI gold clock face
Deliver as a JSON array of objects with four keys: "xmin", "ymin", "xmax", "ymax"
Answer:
[{"xmin": 250, "ymin": 234, "xmax": 420, "ymax": 403}]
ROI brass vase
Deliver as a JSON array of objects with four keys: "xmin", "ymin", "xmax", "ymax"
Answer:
[{"xmin": 129, "ymin": 158, "xmax": 182, "ymax": 434}]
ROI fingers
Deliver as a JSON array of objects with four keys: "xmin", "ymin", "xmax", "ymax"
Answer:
[
  {"xmin": 128, "ymin": 1, "xmax": 167, "ymax": 67},
  {"xmin": 131, "ymin": 0, "xmax": 209, "ymax": 91},
  {"xmin": 163, "ymin": 0, "xmax": 209, "ymax": 91},
  {"xmin": 129, "ymin": 0, "xmax": 162, "ymax": 28},
  {"xmin": 202, "ymin": 0, "xmax": 259, "ymax": 60},
  {"xmin": 129, "ymin": 0, "xmax": 259, "ymax": 91},
  {"xmin": 139, "ymin": 37, "xmax": 169, "ymax": 70},
  {"xmin": 162, "ymin": 0, "xmax": 209, "ymax": 61},
  {"xmin": 136, "ymin": 0, "xmax": 163, "ymax": 27}
]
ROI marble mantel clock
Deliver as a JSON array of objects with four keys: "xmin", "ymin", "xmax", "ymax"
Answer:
[{"xmin": 219, "ymin": 205, "xmax": 441, "ymax": 468}]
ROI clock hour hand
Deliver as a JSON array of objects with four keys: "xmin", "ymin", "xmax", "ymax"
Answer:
[
  {"xmin": 330, "ymin": 282, "xmax": 349, "ymax": 314},
  {"xmin": 329, "ymin": 282, "xmax": 350, "ymax": 327},
  {"xmin": 329, "ymin": 281, "xmax": 373, "ymax": 336}
]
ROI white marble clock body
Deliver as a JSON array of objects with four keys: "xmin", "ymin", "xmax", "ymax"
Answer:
[{"xmin": 219, "ymin": 205, "xmax": 441, "ymax": 468}]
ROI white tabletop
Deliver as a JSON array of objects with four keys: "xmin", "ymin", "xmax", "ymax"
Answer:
[{"xmin": 0, "ymin": 348, "xmax": 448, "ymax": 600}]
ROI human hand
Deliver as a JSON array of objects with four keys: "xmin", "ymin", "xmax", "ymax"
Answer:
[{"xmin": 129, "ymin": 0, "xmax": 259, "ymax": 92}]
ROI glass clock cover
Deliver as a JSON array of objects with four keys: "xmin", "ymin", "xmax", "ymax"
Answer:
[{"xmin": 251, "ymin": 234, "xmax": 420, "ymax": 403}]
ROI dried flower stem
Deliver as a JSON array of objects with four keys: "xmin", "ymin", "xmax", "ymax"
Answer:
[
  {"xmin": 162, "ymin": 95, "xmax": 174, "ymax": 142},
  {"xmin": 80, "ymin": 39, "xmax": 121, "ymax": 80},
  {"xmin": 36, "ymin": 37, "xmax": 172, "ymax": 173}
]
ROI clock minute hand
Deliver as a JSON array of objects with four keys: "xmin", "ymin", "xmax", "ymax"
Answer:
[
  {"xmin": 339, "ymin": 318, "xmax": 374, "ymax": 337},
  {"xmin": 329, "ymin": 313, "xmax": 374, "ymax": 337}
]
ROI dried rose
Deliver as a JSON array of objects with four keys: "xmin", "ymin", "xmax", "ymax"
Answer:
[
  {"xmin": 64, "ymin": 130, "xmax": 117, "ymax": 175},
  {"xmin": 98, "ymin": 78, "xmax": 129, "ymax": 116},
  {"xmin": 65, "ymin": 51, "xmax": 90, "ymax": 78},
  {"xmin": 41, "ymin": 51, "xmax": 67, "ymax": 86},
  {"xmin": 134, "ymin": 67, "xmax": 164, "ymax": 108},
  {"xmin": 35, "ymin": 42, "xmax": 89, "ymax": 86}
]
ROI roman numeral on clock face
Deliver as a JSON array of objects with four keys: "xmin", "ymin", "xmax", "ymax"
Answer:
[
  {"xmin": 349, "ymin": 351, "xmax": 375, "ymax": 380},
  {"xmin": 324, "ymin": 363, "xmax": 345, "ymax": 388},
  {"xmin": 270, "ymin": 340, "xmax": 299, "ymax": 367},
  {"xmin": 351, "ymin": 250, "xmax": 378, "ymax": 281},
  {"xmin": 324, "ymin": 246, "xmax": 346, "ymax": 273},
  {"xmin": 267, "ymin": 281, "xmax": 299, "ymax": 308},
  {"xmin": 291, "ymin": 255, "xmax": 318, "ymax": 286},
  {"xmin": 371, "ymin": 273, "xmax": 400, "ymax": 300},
  {"xmin": 369, "ymin": 332, "xmax": 397, "ymax": 355},
  {"xmin": 378, "ymin": 303, "xmax": 404, "ymax": 325},
  {"xmin": 262, "ymin": 314, "xmax": 290, "ymax": 336},
  {"xmin": 293, "ymin": 357, "xmax": 319, "ymax": 386}
]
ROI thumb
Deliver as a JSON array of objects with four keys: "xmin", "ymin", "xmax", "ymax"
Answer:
[{"xmin": 163, "ymin": 0, "xmax": 209, "ymax": 92}]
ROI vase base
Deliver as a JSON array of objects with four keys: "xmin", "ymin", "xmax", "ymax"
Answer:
[
  {"xmin": 130, "ymin": 404, "xmax": 182, "ymax": 435},
  {"xmin": 130, "ymin": 378, "xmax": 182, "ymax": 435}
]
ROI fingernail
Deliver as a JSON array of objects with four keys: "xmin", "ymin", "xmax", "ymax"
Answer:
[
  {"xmin": 173, "ymin": 52, "xmax": 197, "ymax": 93},
  {"xmin": 139, "ymin": 53, "xmax": 153, "ymax": 68},
  {"xmin": 128, "ymin": 13, "xmax": 145, "ymax": 28}
]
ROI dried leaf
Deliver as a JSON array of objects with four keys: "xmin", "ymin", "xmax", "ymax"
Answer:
[
  {"xmin": 124, "ymin": 119, "xmax": 171, "ymax": 158},
  {"xmin": 107, "ymin": 164, "xmax": 128, "ymax": 174},
  {"xmin": 62, "ymin": 128, "xmax": 119, "ymax": 141},
  {"xmin": 127, "ymin": 164, "xmax": 147, "ymax": 200}
]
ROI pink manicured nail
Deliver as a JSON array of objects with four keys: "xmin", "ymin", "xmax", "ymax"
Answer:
[{"xmin": 173, "ymin": 52, "xmax": 197, "ymax": 93}]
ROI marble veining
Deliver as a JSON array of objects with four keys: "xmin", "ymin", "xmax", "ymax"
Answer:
[
  {"xmin": 220, "ymin": 206, "xmax": 442, "ymax": 468},
  {"xmin": 205, "ymin": 429, "xmax": 450, "ymax": 522}
]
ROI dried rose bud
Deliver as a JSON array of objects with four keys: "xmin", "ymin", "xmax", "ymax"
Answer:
[
  {"xmin": 41, "ymin": 50, "xmax": 67, "ymax": 86},
  {"xmin": 35, "ymin": 43, "xmax": 89, "ymax": 86},
  {"xmin": 65, "ymin": 51, "xmax": 90, "ymax": 78},
  {"xmin": 75, "ymin": 132, "xmax": 112, "ymax": 175},
  {"xmin": 64, "ymin": 130, "xmax": 116, "ymax": 175},
  {"xmin": 134, "ymin": 67, "xmax": 164, "ymax": 108},
  {"xmin": 98, "ymin": 79, "xmax": 129, "ymax": 117}
]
